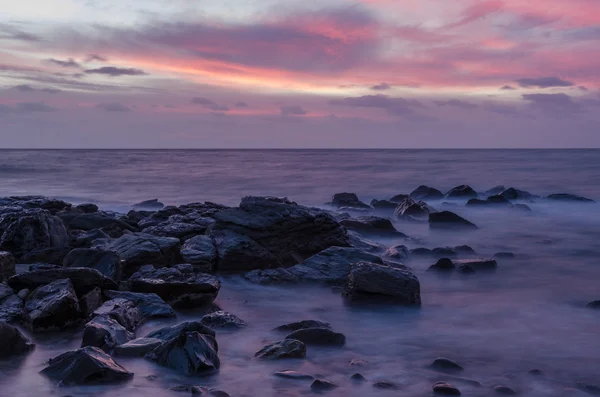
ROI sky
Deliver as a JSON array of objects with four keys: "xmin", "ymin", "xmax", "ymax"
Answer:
[{"xmin": 0, "ymin": 0, "xmax": 599, "ymax": 148}]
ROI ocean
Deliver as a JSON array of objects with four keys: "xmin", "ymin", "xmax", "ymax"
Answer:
[{"xmin": 1, "ymin": 149, "xmax": 599, "ymax": 396}]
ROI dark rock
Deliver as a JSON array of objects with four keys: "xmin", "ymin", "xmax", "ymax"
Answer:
[
  {"xmin": 410, "ymin": 186, "xmax": 444, "ymax": 200},
  {"xmin": 81, "ymin": 314, "xmax": 134, "ymax": 352},
  {"xmin": 454, "ymin": 258, "xmax": 497, "ymax": 271},
  {"xmin": 126, "ymin": 209, "xmax": 154, "ymax": 224},
  {"xmin": 41, "ymin": 346, "xmax": 133, "ymax": 385},
  {"xmin": 255, "ymin": 339, "xmax": 306, "ymax": 359},
  {"xmin": 500, "ymin": 188, "xmax": 535, "ymax": 200},
  {"xmin": 383, "ymin": 245, "xmax": 409, "ymax": 262},
  {"xmin": 547, "ymin": 193, "xmax": 595, "ymax": 203},
  {"xmin": 243, "ymin": 268, "xmax": 299, "ymax": 285},
  {"xmin": 181, "ymin": 235, "xmax": 217, "ymax": 273},
  {"xmin": 76, "ymin": 203, "xmax": 99, "ymax": 213},
  {"xmin": 64, "ymin": 212, "xmax": 135, "ymax": 237},
  {"xmin": 454, "ymin": 245, "xmax": 476, "ymax": 255},
  {"xmin": 373, "ymin": 380, "xmax": 399, "ymax": 389},
  {"xmin": 146, "ymin": 331, "xmax": 220, "ymax": 375},
  {"xmin": 409, "ymin": 247, "xmax": 434, "ymax": 257},
  {"xmin": 494, "ymin": 252, "xmax": 515, "ymax": 259},
  {"xmin": 79, "ymin": 287, "xmax": 103, "ymax": 318},
  {"xmin": 343, "ymin": 261, "xmax": 421, "ymax": 305},
  {"xmin": 528, "ymin": 369, "xmax": 543, "ymax": 376},
  {"xmin": 285, "ymin": 328, "xmax": 345, "ymax": 346},
  {"xmin": 8, "ymin": 267, "xmax": 117, "ymax": 296},
  {"xmin": 429, "ymin": 258, "xmax": 455, "ymax": 272},
  {"xmin": 349, "ymin": 358, "xmax": 369, "ymax": 367},
  {"xmin": 0, "ymin": 283, "xmax": 23, "ymax": 323},
  {"xmin": 274, "ymin": 320, "xmax": 331, "ymax": 332},
  {"xmin": 394, "ymin": 197, "xmax": 436, "ymax": 218},
  {"xmin": 147, "ymin": 321, "xmax": 216, "ymax": 340},
  {"xmin": 113, "ymin": 337, "xmax": 162, "ymax": 357},
  {"xmin": 351, "ymin": 373, "xmax": 366, "ymax": 381},
  {"xmin": 433, "ymin": 247, "xmax": 458, "ymax": 258},
  {"xmin": 370, "ymin": 199, "xmax": 399, "ymax": 210},
  {"xmin": 329, "ymin": 193, "xmax": 370, "ymax": 209},
  {"xmin": 467, "ymin": 195, "xmax": 512, "ymax": 207},
  {"xmin": 485, "ymin": 185, "xmax": 506, "ymax": 196},
  {"xmin": 429, "ymin": 211, "xmax": 478, "ymax": 230},
  {"xmin": 141, "ymin": 215, "xmax": 214, "ymax": 241},
  {"xmin": 274, "ymin": 370, "xmax": 314, "ymax": 380},
  {"xmin": 587, "ymin": 300, "xmax": 600, "ymax": 309},
  {"xmin": 433, "ymin": 381, "xmax": 461, "ymax": 395},
  {"xmin": 0, "ymin": 196, "xmax": 71, "ymax": 214},
  {"xmin": 0, "ymin": 252, "xmax": 16, "ymax": 282},
  {"xmin": 28, "ymin": 263, "xmax": 60, "ymax": 271},
  {"xmin": 389, "ymin": 194, "xmax": 409, "ymax": 203},
  {"xmin": 457, "ymin": 264, "xmax": 476, "ymax": 274},
  {"xmin": 341, "ymin": 216, "xmax": 405, "ymax": 237},
  {"xmin": 103, "ymin": 290, "xmax": 175, "ymax": 319},
  {"xmin": 311, "ymin": 379, "xmax": 338, "ymax": 391},
  {"xmin": 0, "ymin": 322, "xmax": 35, "ymax": 358},
  {"xmin": 200, "ymin": 311, "xmax": 247, "ymax": 329},
  {"xmin": 128, "ymin": 265, "xmax": 220, "ymax": 309},
  {"xmin": 92, "ymin": 298, "xmax": 143, "ymax": 331},
  {"xmin": 513, "ymin": 203, "xmax": 532, "ymax": 212},
  {"xmin": 576, "ymin": 382, "xmax": 600, "ymax": 395},
  {"xmin": 102, "ymin": 233, "xmax": 181, "ymax": 278},
  {"xmin": 210, "ymin": 196, "xmax": 349, "ymax": 272},
  {"xmin": 445, "ymin": 185, "xmax": 477, "ymax": 199},
  {"xmin": 74, "ymin": 229, "xmax": 110, "ymax": 248},
  {"xmin": 63, "ymin": 248, "xmax": 121, "ymax": 282},
  {"xmin": 169, "ymin": 385, "xmax": 210, "ymax": 395},
  {"xmin": 429, "ymin": 357, "xmax": 464, "ymax": 373},
  {"xmin": 347, "ymin": 231, "xmax": 386, "ymax": 253},
  {"xmin": 24, "ymin": 278, "xmax": 81, "ymax": 331},
  {"xmin": 494, "ymin": 385, "xmax": 517, "ymax": 395},
  {"xmin": 133, "ymin": 199, "xmax": 165, "ymax": 211}
]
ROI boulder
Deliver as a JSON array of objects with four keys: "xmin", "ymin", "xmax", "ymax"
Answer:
[
  {"xmin": 128, "ymin": 265, "xmax": 220, "ymax": 309},
  {"xmin": 243, "ymin": 268, "xmax": 299, "ymax": 285},
  {"xmin": 390, "ymin": 194, "xmax": 410, "ymax": 203},
  {"xmin": 0, "ymin": 284, "xmax": 24, "ymax": 323},
  {"xmin": 79, "ymin": 287, "xmax": 103, "ymax": 318},
  {"xmin": 147, "ymin": 321, "xmax": 216, "ymax": 340},
  {"xmin": 274, "ymin": 320, "xmax": 331, "ymax": 332},
  {"xmin": 445, "ymin": 185, "xmax": 477, "ymax": 199},
  {"xmin": 63, "ymin": 248, "xmax": 121, "ymax": 282},
  {"xmin": 347, "ymin": 231, "xmax": 386, "ymax": 253},
  {"xmin": 63, "ymin": 212, "xmax": 135, "ymax": 236},
  {"xmin": 547, "ymin": 193, "xmax": 595, "ymax": 203},
  {"xmin": 92, "ymin": 299, "xmax": 143, "ymax": 331},
  {"xmin": 410, "ymin": 186, "xmax": 444, "ymax": 200},
  {"xmin": 370, "ymin": 199, "xmax": 398, "ymax": 210},
  {"xmin": 383, "ymin": 245, "xmax": 409, "ymax": 262},
  {"xmin": 41, "ymin": 346, "xmax": 133, "ymax": 385},
  {"xmin": 0, "ymin": 196, "xmax": 71, "ymax": 214},
  {"xmin": 351, "ymin": 373, "xmax": 366, "ymax": 381},
  {"xmin": 24, "ymin": 278, "xmax": 81, "ymax": 331},
  {"xmin": 0, "ymin": 252, "xmax": 16, "ymax": 281},
  {"xmin": 454, "ymin": 245, "xmax": 476, "ymax": 256},
  {"xmin": 311, "ymin": 379, "xmax": 338, "ymax": 391},
  {"xmin": 457, "ymin": 264, "xmax": 476, "ymax": 274},
  {"xmin": 500, "ymin": 188, "xmax": 536, "ymax": 200},
  {"xmin": 200, "ymin": 311, "xmax": 247, "ymax": 330},
  {"xmin": 81, "ymin": 315, "xmax": 135, "ymax": 352},
  {"xmin": 0, "ymin": 208, "xmax": 70, "ymax": 262},
  {"xmin": 146, "ymin": 331, "xmax": 220, "ymax": 375},
  {"xmin": 340, "ymin": 216, "xmax": 405, "ymax": 237},
  {"xmin": 103, "ymin": 233, "xmax": 181, "ymax": 277},
  {"xmin": 209, "ymin": 196, "xmax": 349, "ymax": 272},
  {"xmin": 429, "ymin": 258, "xmax": 455, "ymax": 272},
  {"xmin": 141, "ymin": 215, "xmax": 214, "ymax": 241},
  {"xmin": 0, "ymin": 322, "xmax": 35, "ymax": 358},
  {"xmin": 343, "ymin": 262, "xmax": 421, "ymax": 305},
  {"xmin": 8, "ymin": 267, "xmax": 117, "ymax": 296},
  {"xmin": 429, "ymin": 357, "xmax": 464, "ymax": 372},
  {"xmin": 75, "ymin": 203, "xmax": 99, "ymax": 213},
  {"xmin": 181, "ymin": 235, "xmax": 217, "ymax": 273},
  {"xmin": 285, "ymin": 328, "xmax": 345, "ymax": 346},
  {"xmin": 429, "ymin": 211, "xmax": 478, "ymax": 230},
  {"xmin": 494, "ymin": 385, "xmax": 517, "ymax": 395},
  {"xmin": 329, "ymin": 193, "xmax": 370, "ymax": 209},
  {"xmin": 133, "ymin": 199, "xmax": 164, "ymax": 211},
  {"xmin": 454, "ymin": 258, "xmax": 497, "ymax": 271},
  {"xmin": 433, "ymin": 381, "xmax": 461, "ymax": 395},
  {"xmin": 485, "ymin": 185, "xmax": 506, "ymax": 196},
  {"xmin": 432, "ymin": 247, "xmax": 458, "ymax": 258},
  {"xmin": 104, "ymin": 290, "xmax": 176, "ymax": 319},
  {"xmin": 255, "ymin": 339, "xmax": 306, "ymax": 359},
  {"xmin": 74, "ymin": 229, "xmax": 110, "ymax": 248},
  {"xmin": 394, "ymin": 197, "xmax": 436, "ymax": 218},
  {"xmin": 113, "ymin": 337, "xmax": 162, "ymax": 357}
]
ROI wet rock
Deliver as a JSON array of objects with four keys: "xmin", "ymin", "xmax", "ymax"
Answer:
[
  {"xmin": 24, "ymin": 278, "xmax": 81, "ymax": 331},
  {"xmin": 146, "ymin": 331, "xmax": 220, "ymax": 375},
  {"xmin": 0, "ymin": 252, "xmax": 16, "ymax": 282},
  {"xmin": 210, "ymin": 197, "xmax": 349, "ymax": 272},
  {"xmin": 28, "ymin": 263, "xmax": 60, "ymax": 271},
  {"xmin": 383, "ymin": 245, "xmax": 409, "ymax": 261},
  {"xmin": 141, "ymin": 215, "xmax": 214, "ymax": 241},
  {"xmin": 343, "ymin": 261, "xmax": 421, "ymax": 305},
  {"xmin": 274, "ymin": 370, "xmax": 314, "ymax": 380},
  {"xmin": 547, "ymin": 194, "xmax": 595, "ymax": 203},
  {"xmin": 147, "ymin": 320, "xmax": 216, "ymax": 340},
  {"xmin": 500, "ymin": 188, "xmax": 536, "ymax": 200},
  {"xmin": 285, "ymin": 328, "xmax": 345, "ymax": 346},
  {"xmin": 133, "ymin": 199, "xmax": 165, "ymax": 211},
  {"xmin": 588, "ymin": 300, "xmax": 600, "ymax": 309},
  {"xmin": 370, "ymin": 199, "xmax": 399, "ymax": 210},
  {"xmin": 455, "ymin": 245, "xmax": 476, "ymax": 255},
  {"xmin": 81, "ymin": 315, "xmax": 134, "ymax": 352},
  {"xmin": 243, "ymin": 268, "xmax": 299, "ymax": 285},
  {"xmin": 63, "ymin": 248, "xmax": 121, "ymax": 282},
  {"xmin": 75, "ymin": 203, "xmax": 98, "ymax": 213},
  {"xmin": 170, "ymin": 385, "xmax": 230, "ymax": 396},
  {"xmin": 0, "ymin": 322, "xmax": 35, "ymax": 358},
  {"xmin": 200, "ymin": 311, "xmax": 247, "ymax": 330},
  {"xmin": 311, "ymin": 379, "xmax": 338, "ymax": 391},
  {"xmin": 429, "ymin": 258, "xmax": 455, "ymax": 272},
  {"xmin": 8, "ymin": 267, "xmax": 117, "ymax": 296},
  {"xmin": 79, "ymin": 287, "xmax": 103, "ymax": 318},
  {"xmin": 255, "ymin": 339, "xmax": 306, "ymax": 359},
  {"xmin": 467, "ymin": 195, "xmax": 512, "ymax": 207},
  {"xmin": 494, "ymin": 252, "xmax": 515, "ymax": 259},
  {"xmin": 390, "ymin": 193, "xmax": 410, "ymax": 203},
  {"xmin": 528, "ymin": 369, "xmax": 543, "ymax": 376},
  {"xmin": 454, "ymin": 258, "xmax": 497, "ymax": 271},
  {"xmin": 64, "ymin": 212, "xmax": 135, "ymax": 237},
  {"xmin": 351, "ymin": 373, "xmax": 366, "ymax": 381},
  {"xmin": 274, "ymin": 320, "xmax": 331, "ymax": 332},
  {"xmin": 429, "ymin": 211, "xmax": 478, "ymax": 230},
  {"xmin": 74, "ymin": 229, "xmax": 110, "ymax": 248},
  {"xmin": 429, "ymin": 357, "xmax": 464, "ymax": 373},
  {"xmin": 181, "ymin": 235, "xmax": 217, "ymax": 273},
  {"xmin": 410, "ymin": 186, "xmax": 444, "ymax": 201},
  {"xmin": 349, "ymin": 358, "xmax": 369, "ymax": 367},
  {"xmin": 0, "ymin": 284, "xmax": 24, "ymax": 323},
  {"xmin": 485, "ymin": 185, "xmax": 506, "ymax": 196},
  {"xmin": 576, "ymin": 382, "xmax": 600, "ymax": 395},
  {"xmin": 433, "ymin": 381, "xmax": 461, "ymax": 395},
  {"xmin": 41, "ymin": 346, "xmax": 133, "ymax": 385},
  {"xmin": 394, "ymin": 197, "xmax": 436, "ymax": 218},
  {"xmin": 341, "ymin": 216, "xmax": 406, "ymax": 237},
  {"xmin": 329, "ymin": 193, "xmax": 370, "ymax": 209},
  {"xmin": 92, "ymin": 298, "xmax": 143, "ymax": 331},
  {"xmin": 128, "ymin": 265, "xmax": 220, "ymax": 309},
  {"xmin": 494, "ymin": 385, "xmax": 517, "ymax": 395},
  {"xmin": 347, "ymin": 231, "xmax": 386, "ymax": 253},
  {"xmin": 114, "ymin": 337, "xmax": 162, "ymax": 357},
  {"xmin": 445, "ymin": 185, "xmax": 477, "ymax": 199},
  {"xmin": 0, "ymin": 196, "xmax": 72, "ymax": 214},
  {"xmin": 104, "ymin": 290, "xmax": 175, "ymax": 319},
  {"xmin": 102, "ymin": 233, "xmax": 181, "ymax": 278},
  {"xmin": 373, "ymin": 380, "xmax": 399, "ymax": 389},
  {"xmin": 433, "ymin": 247, "xmax": 458, "ymax": 258},
  {"xmin": 409, "ymin": 247, "xmax": 435, "ymax": 257},
  {"xmin": 457, "ymin": 264, "xmax": 476, "ymax": 274}
]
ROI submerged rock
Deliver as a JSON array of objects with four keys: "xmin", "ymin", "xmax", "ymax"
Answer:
[
  {"xmin": 445, "ymin": 185, "xmax": 477, "ymax": 200},
  {"xmin": 587, "ymin": 300, "xmax": 600, "ymax": 309},
  {"xmin": 181, "ymin": 235, "xmax": 217, "ymax": 273},
  {"xmin": 24, "ymin": 278, "xmax": 81, "ymax": 331},
  {"xmin": 114, "ymin": 337, "xmax": 162, "ymax": 357},
  {"xmin": 103, "ymin": 290, "xmax": 175, "ymax": 319},
  {"xmin": 81, "ymin": 315, "xmax": 134, "ymax": 352},
  {"xmin": 8, "ymin": 267, "xmax": 117, "ymax": 296},
  {"xmin": 0, "ymin": 322, "xmax": 35, "ymax": 358},
  {"xmin": 467, "ymin": 195, "xmax": 512, "ymax": 207},
  {"xmin": 383, "ymin": 245, "xmax": 409, "ymax": 262},
  {"xmin": 146, "ymin": 331, "xmax": 220, "ymax": 375},
  {"xmin": 370, "ymin": 199, "xmax": 399, "ymax": 210},
  {"xmin": 493, "ymin": 385, "xmax": 517, "ymax": 395},
  {"xmin": 274, "ymin": 370, "xmax": 314, "ymax": 380},
  {"xmin": 433, "ymin": 381, "xmax": 461, "ymax": 395},
  {"xmin": 201, "ymin": 311, "xmax": 247, "ymax": 330},
  {"xmin": 494, "ymin": 252, "xmax": 515, "ymax": 259},
  {"xmin": 63, "ymin": 248, "xmax": 121, "ymax": 282},
  {"xmin": 547, "ymin": 193, "xmax": 595, "ymax": 203},
  {"xmin": 340, "ymin": 216, "xmax": 405, "ymax": 237},
  {"xmin": 429, "ymin": 357, "xmax": 464, "ymax": 373},
  {"xmin": 500, "ymin": 188, "xmax": 536, "ymax": 200},
  {"xmin": 133, "ymin": 199, "xmax": 165, "ymax": 211},
  {"xmin": 429, "ymin": 211, "xmax": 478, "ymax": 230},
  {"xmin": 343, "ymin": 261, "xmax": 421, "ymax": 305},
  {"xmin": 454, "ymin": 258, "xmax": 497, "ymax": 271},
  {"xmin": 485, "ymin": 185, "xmax": 506, "ymax": 196},
  {"xmin": 390, "ymin": 193, "xmax": 410, "ymax": 203},
  {"xmin": 410, "ymin": 185, "xmax": 444, "ymax": 201},
  {"xmin": 146, "ymin": 320, "xmax": 215, "ymax": 340},
  {"xmin": 311, "ymin": 379, "xmax": 338, "ymax": 391},
  {"xmin": 394, "ymin": 197, "xmax": 436, "ymax": 218},
  {"xmin": 351, "ymin": 373, "xmax": 366, "ymax": 381},
  {"xmin": 373, "ymin": 380, "xmax": 399, "ymax": 389},
  {"xmin": 255, "ymin": 339, "xmax": 306, "ymax": 359},
  {"xmin": 429, "ymin": 258, "xmax": 455, "ymax": 272},
  {"xmin": 41, "ymin": 346, "xmax": 133, "ymax": 385},
  {"xmin": 285, "ymin": 328, "xmax": 345, "ymax": 346},
  {"xmin": 347, "ymin": 231, "xmax": 386, "ymax": 253},
  {"xmin": 329, "ymin": 193, "xmax": 370, "ymax": 209},
  {"xmin": 0, "ymin": 252, "xmax": 16, "ymax": 282},
  {"xmin": 274, "ymin": 320, "xmax": 331, "ymax": 332}
]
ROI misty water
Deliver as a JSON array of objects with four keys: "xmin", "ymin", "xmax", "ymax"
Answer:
[{"xmin": 1, "ymin": 149, "xmax": 599, "ymax": 396}]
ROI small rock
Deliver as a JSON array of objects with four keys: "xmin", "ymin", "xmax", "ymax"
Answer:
[
  {"xmin": 410, "ymin": 186, "xmax": 444, "ymax": 200},
  {"xmin": 587, "ymin": 301, "xmax": 600, "ymax": 309},
  {"xmin": 181, "ymin": 235, "xmax": 217, "ymax": 273},
  {"xmin": 429, "ymin": 211, "xmax": 478, "ymax": 230},
  {"xmin": 349, "ymin": 358, "xmax": 368, "ymax": 367},
  {"xmin": 384, "ymin": 245, "xmax": 409, "ymax": 261},
  {"xmin": 0, "ymin": 322, "xmax": 35, "ymax": 358},
  {"xmin": 92, "ymin": 299, "xmax": 143, "ymax": 332},
  {"xmin": 329, "ymin": 193, "xmax": 370, "ymax": 209},
  {"xmin": 17, "ymin": 289, "xmax": 29, "ymax": 300},
  {"xmin": 103, "ymin": 290, "xmax": 175, "ymax": 319},
  {"xmin": 200, "ymin": 311, "xmax": 247, "ymax": 330},
  {"xmin": 429, "ymin": 258, "xmax": 455, "ymax": 272},
  {"xmin": 390, "ymin": 194, "xmax": 410, "ymax": 203},
  {"xmin": 340, "ymin": 216, "xmax": 405, "ymax": 237},
  {"xmin": 133, "ymin": 199, "xmax": 165, "ymax": 210},
  {"xmin": 528, "ymin": 369, "xmax": 543, "ymax": 376},
  {"xmin": 394, "ymin": 197, "xmax": 436, "ymax": 218},
  {"xmin": 8, "ymin": 267, "xmax": 117, "ymax": 296},
  {"xmin": 274, "ymin": 370, "xmax": 314, "ymax": 380},
  {"xmin": 146, "ymin": 320, "xmax": 215, "ymax": 340},
  {"xmin": 351, "ymin": 373, "xmax": 366, "ymax": 381},
  {"xmin": 311, "ymin": 379, "xmax": 338, "ymax": 391},
  {"xmin": 255, "ymin": 339, "xmax": 306, "ymax": 359},
  {"xmin": 433, "ymin": 381, "xmax": 461, "ymax": 395},
  {"xmin": 576, "ymin": 382, "xmax": 600, "ymax": 395},
  {"xmin": 146, "ymin": 331, "xmax": 220, "ymax": 375},
  {"xmin": 81, "ymin": 315, "xmax": 134, "ymax": 352},
  {"xmin": 454, "ymin": 258, "xmax": 497, "ymax": 271},
  {"xmin": 274, "ymin": 320, "xmax": 331, "ymax": 332},
  {"xmin": 373, "ymin": 380, "xmax": 399, "ymax": 389},
  {"xmin": 494, "ymin": 385, "xmax": 517, "ymax": 395},
  {"xmin": 429, "ymin": 357, "xmax": 464, "ymax": 373},
  {"xmin": 285, "ymin": 328, "xmax": 345, "ymax": 347},
  {"xmin": 370, "ymin": 199, "xmax": 399, "ymax": 210},
  {"xmin": 113, "ymin": 337, "xmax": 163, "ymax": 357}
]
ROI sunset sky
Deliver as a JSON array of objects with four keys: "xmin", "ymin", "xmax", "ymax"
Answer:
[{"xmin": 1, "ymin": 0, "xmax": 599, "ymax": 148}]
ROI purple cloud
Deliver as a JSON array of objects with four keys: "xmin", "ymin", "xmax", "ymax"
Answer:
[
  {"xmin": 371, "ymin": 83, "xmax": 392, "ymax": 91},
  {"xmin": 434, "ymin": 99, "xmax": 478, "ymax": 109},
  {"xmin": 47, "ymin": 58, "xmax": 81, "ymax": 68},
  {"xmin": 235, "ymin": 101, "xmax": 248, "ymax": 108},
  {"xmin": 522, "ymin": 93, "xmax": 583, "ymax": 114},
  {"xmin": 85, "ymin": 67, "xmax": 147, "ymax": 76},
  {"xmin": 16, "ymin": 102, "xmax": 56, "ymax": 112},
  {"xmin": 516, "ymin": 77, "xmax": 574, "ymax": 88},
  {"xmin": 85, "ymin": 54, "xmax": 108, "ymax": 63},
  {"xmin": 330, "ymin": 94, "xmax": 423, "ymax": 116},
  {"xmin": 280, "ymin": 105, "xmax": 308, "ymax": 116},
  {"xmin": 0, "ymin": 24, "xmax": 40, "ymax": 42},
  {"xmin": 191, "ymin": 97, "xmax": 229, "ymax": 111},
  {"xmin": 96, "ymin": 102, "xmax": 131, "ymax": 112},
  {"xmin": 501, "ymin": 85, "xmax": 515, "ymax": 90},
  {"xmin": 12, "ymin": 84, "xmax": 36, "ymax": 92}
]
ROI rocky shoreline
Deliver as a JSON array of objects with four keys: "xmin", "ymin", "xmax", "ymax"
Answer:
[{"xmin": 0, "ymin": 185, "xmax": 598, "ymax": 395}]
